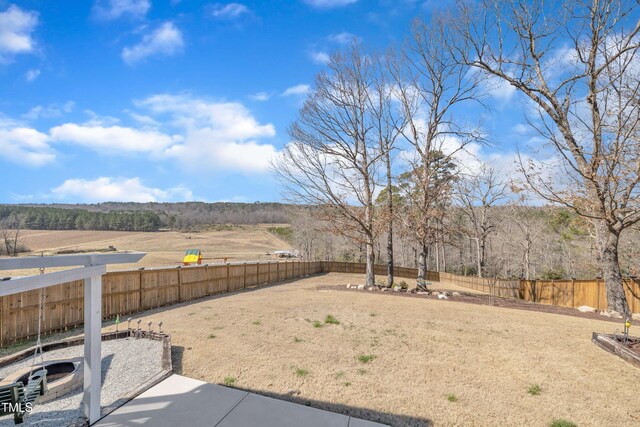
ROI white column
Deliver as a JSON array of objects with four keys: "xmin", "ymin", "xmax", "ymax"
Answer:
[{"xmin": 83, "ymin": 272, "xmax": 102, "ymax": 424}]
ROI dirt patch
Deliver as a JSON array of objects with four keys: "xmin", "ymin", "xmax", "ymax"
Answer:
[{"xmin": 323, "ymin": 285, "xmax": 640, "ymax": 327}]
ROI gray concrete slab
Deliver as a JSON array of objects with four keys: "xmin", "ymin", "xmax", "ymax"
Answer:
[
  {"xmin": 94, "ymin": 375, "xmax": 248, "ymax": 427},
  {"xmin": 95, "ymin": 375, "xmax": 390, "ymax": 427},
  {"xmin": 348, "ymin": 417, "xmax": 389, "ymax": 427},
  {"xmin": 217, "ymin": 392, "xmax": 349, "ymax": 427}
]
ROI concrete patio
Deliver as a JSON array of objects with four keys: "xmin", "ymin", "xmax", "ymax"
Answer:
[{"xmin": 94, "ymin": 375, "xmax": 388, "ymax": 427}]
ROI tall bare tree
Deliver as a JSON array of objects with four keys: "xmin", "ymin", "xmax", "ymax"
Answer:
[
  {"xmin": 456, "ymin": 164, "xmax": 508, "ymax": 278},
  {"xmin": 370, "ymin": 53, "xmax": 405, "ymax": 287},
  {"xmin": 273, "ymin": 44, "xmax": 383, "ymax": 287},
  {"xmin": 390, "ymin": 14, "xmax": 483, "ymax": 281},
  {"xmin": 453, "ymin": 0, "xmax": 640, "ymax": 313}
]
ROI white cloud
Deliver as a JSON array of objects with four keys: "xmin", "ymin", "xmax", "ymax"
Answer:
[
  {"xmin": 0, "ymin": 5, "xmax": 38, "ymax": 62},
  {"xmin": 25, "ymin": 68, "xmax": 40, "ymax": 82},
  {"xmin": 0, "ymin": 124, "xmax": 54, "ymax": 166},
  {"xmin": 282, "ymin": 84, "xmax": 310, "ymax": 97},
  {"xmin": 138, "ymin": 94, "xmax": 277, "ymax": 172},
  {"xmin": 22, "ymin": 101, "xmax": 75, "ymax": 121},
  {"xmin": 209, "ymin": 3, "xmax": 251, "ymax": 19},
  {"xmin": 482, "ymin": 76, "xmax": 516, "ymax": 102},
  {"xmin": 310, "ymin": 50, "xmax": 330, "ymax": 65},
  {"xmin": 328, "ymin": 32, "xmax": 358, "ymax": 44},
  {"xmin": 122, "ymin": 22, "xmax": 184, "ymax": 65},
  {"xmin": 93, "ymin": 0, "xmax": 150, "ymax": 20},
  {"xmin": 51, "ymin": 177, "xmax": 192, "ymax": 203},
  {"xmin": 303, "ymin": 0, "xmax": 358, "ymax": 8},
  {"xmin": 249, "ymin": 91, "xmax": 273, "ymax": 101},
  {"xmin": 50, "ymin": 123, "xmax": 181, "ymax": 154}
]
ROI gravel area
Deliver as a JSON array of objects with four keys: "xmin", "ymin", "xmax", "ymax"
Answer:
[{"xmin": 0, "ymin": 338, "xmax": 164, "ymax": 427}]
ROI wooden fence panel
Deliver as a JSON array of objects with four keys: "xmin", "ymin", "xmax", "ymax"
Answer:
[
  {"xmin": 207, "ymin": 265, "xmax": 228, "ymax": 294},
  {"xmin": 140, "ymin": 269, "xmax": 179, "ymax": 309},
  {"xmin": 178, "ymin": 267, "xmax": 210, "ymax": 302},
  {"xmin": 103, "ymin": 272, "xmax": 140, "ymax": 317},
  {"xmin": 228, "ymin": 265, "xmax": 245, "ymax": 291}
]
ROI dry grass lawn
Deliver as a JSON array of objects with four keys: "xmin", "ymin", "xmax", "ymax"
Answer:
[
  {"xmin": 104, "ymin": 272, "xmax": 640, "ymax": 427},
  {"xmin": 10, "ymin": 227, "xmax": 290, "ymax": 275}
]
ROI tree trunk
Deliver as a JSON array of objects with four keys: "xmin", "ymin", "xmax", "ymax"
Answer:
[
  {"xmin": 475, "ymin": 238, "xmax": 483, "ymax": 278},
  {"xmin": 418, "ymin": 242, "xmax": 428, "ymax": 280},
  {"xmin": 596, "ymin": 221, "xmax": 629, "ymax": 314},
  {"xmin": 387, "ymin": 227, "xmax": 394, "ymax": 287},
  {"xmin": 365, "ymin": 239, "xmax": 375, "ymax": 287}
]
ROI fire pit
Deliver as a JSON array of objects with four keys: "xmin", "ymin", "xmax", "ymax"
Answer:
[{"xmin": 0, "ymin": 357, "xmax": 83, "ymax": 403}]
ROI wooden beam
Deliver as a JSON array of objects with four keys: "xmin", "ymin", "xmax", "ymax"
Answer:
[
  {"xmin": 0, "ymin": 252, "xmax": 146, "ymax": 271},
  {"xmin": 0, "ymin": 265, "xmax": 106, "ymax": 297}
]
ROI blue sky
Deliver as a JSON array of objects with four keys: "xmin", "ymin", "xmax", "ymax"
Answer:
[{"xmin": 0, "ymin": 0, "xmax": 526, "ymax": 204}]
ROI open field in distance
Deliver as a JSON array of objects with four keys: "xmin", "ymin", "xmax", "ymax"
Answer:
[{"xmin": 8, "ymin": 226, "xmax": 291, "ymax": 276}]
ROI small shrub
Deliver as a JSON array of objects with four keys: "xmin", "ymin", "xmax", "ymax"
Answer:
[
  {"xmin": 312, "ymin": 320, "xmax": 323, "ymax": 328},
  {"xmin": 369, "ymin": 312, "xmax": 377, "ymax": 317},
  {"xmin": 528, "ymin": 384, "xmax": 542, "ymax": 396},
  {"xmin": 398, "ymin": 280, "xmax": 408, "ymax": 290},
  {"xmin": 252, "ymin": 320, "xmax": 261, "ymax": 325},
  {"xmin": 550, "ymin": 420, "xmax": 576, "ymax": 427},
  {"xmin": 446, "ymin": 394, "xmax": 458, "ymax": 402},
  {"xmin": 344, "ymin": 382, "xmax": 351, "ymax": 386},
  {"xmin": 358, "ymin": 354, "xmax": 376, "ymax": 364},
  {"xmin": 224, "ymin": 376, "xmax": 236, "ymax": 386},
  {"xmin": 334, "ymin": 371, "xmax": 345, "ymax": 379},
  {"xmin": 325, "ymin": 314, "xmax": 340, "ymax": 325},
  {"xmin": 357, "ymin": 368, "xmax": 367, "ymax": 375},
  {"xmin": 293, "ymin": 336, "xmax": 303, "ymax": 343},
  {"xmin": 295, "ymin": 368, "xmax": 309, "ymax": 377},
  {"xmin": 208, "ymin": 334, "xmax": 216, "ymax": 339}
]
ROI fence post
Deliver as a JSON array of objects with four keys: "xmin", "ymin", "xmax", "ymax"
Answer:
[
  {"xmin": 243, "ymin": 263, "xmax": 247, "ymax": 289},
  {"xmin": 596, "ymin": 279, "xmax": 601, "ymax": 311},
  {"xmin": 571, "ymin": 278, "xmax": 575, "ymax": 308}
]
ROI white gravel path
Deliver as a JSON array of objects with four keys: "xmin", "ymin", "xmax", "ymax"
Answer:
[{"xmin": 0, "ymin": 338, "xmax": 164, "ymax": 427}]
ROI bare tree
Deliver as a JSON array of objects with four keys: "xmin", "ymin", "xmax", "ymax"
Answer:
[
  {"xmin": 453, "ymin": 0, "xmax": 640, "ymax": 313},
  {"xmin": 370, "ymin": 53, "xmax": 406, "ymax": 287},
  {"xmin": 456, "ymin": 164, "xmax": 508, "ymax": 278},
  {"xmin": 273, "ymin": 44, "xmax": 383, "ymax": 287},
  {"xmin": 0, "ymin": 215, "xmax": 24, "ymax": 257},
  {"xmin": 508, "ymin": 189, "xmax": 547, "ymax": 280},
  {"xmin": 390, "ymin": 14, "xmax": 482, "ymax": 281}
]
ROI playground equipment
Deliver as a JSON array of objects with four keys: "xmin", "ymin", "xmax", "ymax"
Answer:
[{"xmin": 181, "ymin": 250, "xmax": 234, "ymax": 266}]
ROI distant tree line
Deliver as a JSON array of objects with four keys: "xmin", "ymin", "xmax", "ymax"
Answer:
[
  {"xmin": 0, "ymin": 206, "xmax": 161, "ymax": 232},
  {"xmin": 0, "ymin": 202, "xmax": 292, "ymax": 232}
]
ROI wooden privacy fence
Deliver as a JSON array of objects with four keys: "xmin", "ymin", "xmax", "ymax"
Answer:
[
  {"xmin": 2, "ymin": 260, "xmax": 637, "ymax": 346},
  {"xmin": 439, "ymin": 272, "xmax": 640, "ymax": 313},
  {"xmin": 0, "ymin": 261, "xmax": 323, "ymax": 346}
]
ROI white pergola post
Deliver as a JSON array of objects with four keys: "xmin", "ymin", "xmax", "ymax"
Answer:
[
  {"xmin": 0, "ymin": 252, "xmax": 145, "ymax": 425},
  {"xmin": 83, "ymin": 272, "xmax": 102, "ymax": 423}
]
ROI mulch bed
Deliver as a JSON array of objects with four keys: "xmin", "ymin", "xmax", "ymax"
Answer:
[{"xmin": 319, "ymin": 284, "xmax": 640, "ymax": 326}]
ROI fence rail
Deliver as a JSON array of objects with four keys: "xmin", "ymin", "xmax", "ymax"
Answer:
[{"xmin": 0, "ymin": 260, "xmax": 637, "ymax": 346}]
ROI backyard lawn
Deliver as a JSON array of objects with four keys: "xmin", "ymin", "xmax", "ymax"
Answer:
[{"xmin": 108, "ymin": 272, "xmax": 640, "ymax": 426}]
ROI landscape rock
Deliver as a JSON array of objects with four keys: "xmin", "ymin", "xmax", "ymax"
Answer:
[
  {"xmin": 577, "ymin": 305, "xmax": 596, "ymax": 313},
  {"xmin": 452, "ymin": 292, "xmax": 460, "ymax": 297},
  {"xmin": 393, "ymin": 286, "xmax": 401, "ymax": 292},
  {"xmin": 600, "ymin": 310, "xmax": 623, "ymax": 319},
  {"xmin": 357, "ymin": 284, "xmax": 365, "ymax": 290},
  {"xmin": 346, "ymin": 284, "xmax": 352, "ymax": 289},
  {"xmin": 381, "ymin": 288, "xmax": 388, "ymax": 292},
  {"xmin": 416, "ymin": 291, "xmax": 428, "ymax": 295},
  {"xmin": 437, "ymin": 294, "xmax": 448, "ymax": 300}
]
